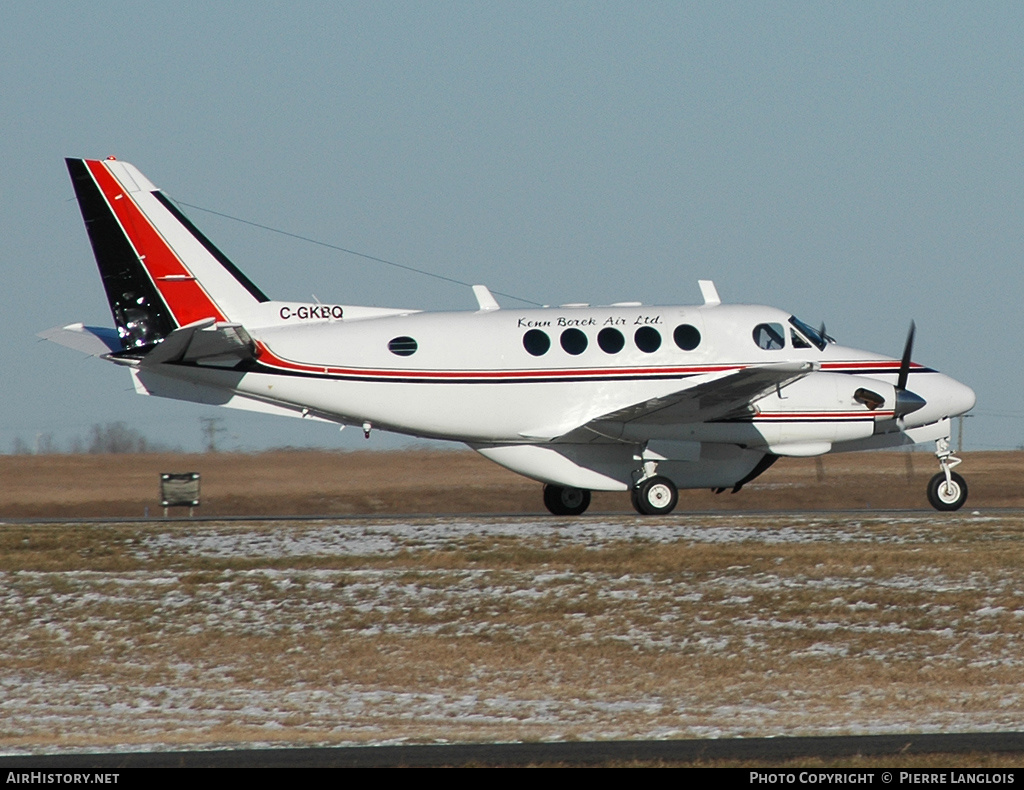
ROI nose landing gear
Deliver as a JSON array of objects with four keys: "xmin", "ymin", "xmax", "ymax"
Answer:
[{"xmin": 927, "ymin": 437, "xmax": 968, "ymax": 511}]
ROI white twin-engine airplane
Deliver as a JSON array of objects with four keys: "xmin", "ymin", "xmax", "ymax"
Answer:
[{"xmin": 44, "ymin": 157, "xmax": 977, "ymax": 515}]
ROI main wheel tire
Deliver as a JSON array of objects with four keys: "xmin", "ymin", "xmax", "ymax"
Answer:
[
  {"xmin": 927, "ymin": 471, "xmax": 968, "ymax": 511},
  {"xmin": 543, "ymin": 484, "xmax": 591, "ymax": 516},
  {"xmin": 633, "ymin": 475, "xmax": 679, "ymax": 516}
]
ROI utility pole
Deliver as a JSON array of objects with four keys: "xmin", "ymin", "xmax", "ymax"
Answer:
[
  {"xmin": 957, "ymin": 414, "xmax": 971, "ymax": 454},
  {"xmin": 200, "ymin": 417, "xmax": 225, "ymax": 453}
]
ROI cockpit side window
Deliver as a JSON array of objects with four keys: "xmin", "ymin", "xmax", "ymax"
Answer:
[
  {"xmin": 753, "ymin": 323, "xmax": 786, "ymax": 350},
  {"xmin": 790, "ymin": 328, "xmax": 811, "ymax": 349},
  {"xmin": 788, "ymin": 316, "xmax": 828, "ymax": 350}
]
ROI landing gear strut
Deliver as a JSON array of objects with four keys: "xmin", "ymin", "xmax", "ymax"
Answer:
[
  {"xmin": 927, "ymin": 437, "xmax": 968, "ymax": 511},
  {"xmin": 543, "ymin": 484, "xmax": 591, "ymax": 516}
]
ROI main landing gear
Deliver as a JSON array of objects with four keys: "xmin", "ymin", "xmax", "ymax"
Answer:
[
  {"xmin": 541, "ymin": 478, "xmax": 681, "ymax": 516},
  {"xmin": 630, "ymin": 475, "xmax": 679, "ymax": 516},
  {"xmin": 541, "ymin": 459, "xmax": 685, "ymax": 517},
  {"xmin": 927, "ymin": 437, "xmax": 968, "ymax": 511},
  {"xmin": 628, "ymin": 458, "xmax": 681, "ymax": 516},
  {"xmin": 541, "ymin": 446, "xmax": 683, "ymax": 516},
  {"xmin": 542, "ymin": 484, "xmax": 592, "ymax": 516}
]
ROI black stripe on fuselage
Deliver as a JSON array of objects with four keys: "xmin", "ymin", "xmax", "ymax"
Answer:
[
  {"xmin": 209, "ymin": 359, "xmax": 706, "ymax": 385},
  {"xmin": 66, "ymin": 158, "xmax": 176, "ymax": 350},
  {"xmin": 185, "ymin": 357, "xmax": 940, "ymax": 386},
  {"xmin": 828, "ymin": 365, "xmax": 937, "ymax": 375},
  {"xmin": 151, "ymin": 191, "xmax": 270, "ymax": 303},
  {"xmin": 713, "ymin": 416, "xmax": 875, "ymax": 424}
]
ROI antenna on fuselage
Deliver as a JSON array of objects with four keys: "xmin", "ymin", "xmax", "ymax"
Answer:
[
  {"xmin": 698, "ymin": 280, "xmax": 721, "ymax": 306},
  {"xmin": 472, "ymin": 285, "xmax": 501, "ymax": 311}
]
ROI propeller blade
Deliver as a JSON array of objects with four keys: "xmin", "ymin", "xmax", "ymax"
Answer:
[{"xmin": 897, "ymin": 321, "xmax": 915, "ymax": 392}]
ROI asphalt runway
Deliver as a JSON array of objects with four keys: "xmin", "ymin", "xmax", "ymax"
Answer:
[
  {"xmin": 2, "ymin": 733, "xmax": 1024, "ymax": 768},
  {"xmin": 5, "ymin": 506, "xmax": 1024, "ymax": 525}
]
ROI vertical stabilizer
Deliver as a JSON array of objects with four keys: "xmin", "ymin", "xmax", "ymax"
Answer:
[{"xmin": 66, "ymin": 158, "xmax": 269, "ymax": 351}]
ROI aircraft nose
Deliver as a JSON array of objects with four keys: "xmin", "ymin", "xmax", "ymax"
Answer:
[
  {"xmin": 899, "ymin": 373, "xmax": 975, "ymax": 429},
  {"xmin": 946, "ymin": 377, "xmax": 976, "ymax": 417},
  {"xmin": 932, "ymin": 374, "xmax": 976, "ymax": 419}
]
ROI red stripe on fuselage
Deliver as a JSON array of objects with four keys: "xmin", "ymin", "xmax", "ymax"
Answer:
[
  {"xmin": 251, "ymin": 341, "xmax": 738, "ymax": 380},
  {"xmin": 821, "ymin": 361, "xmax": 923, "ymax": 372},
  {"xmin": 84, "ymin": 160, "xmax": 227, "ymax": 326},
  {"xmin": 251, "ymin": 342, "xmax": 926, "ymax": 385},
  {"xmin": 751, "ymin": 411, "xmax": 893, "ymax": 420}
]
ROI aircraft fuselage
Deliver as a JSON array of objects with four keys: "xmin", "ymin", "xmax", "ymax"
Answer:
[{"xmin": 48, "ymin": 157, "xmax": 978, "ymax": 513}]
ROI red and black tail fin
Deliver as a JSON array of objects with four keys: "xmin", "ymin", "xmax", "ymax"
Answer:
[{"xmin": 66, "ymin": 157, "xmax": 269, "ymax": 351}]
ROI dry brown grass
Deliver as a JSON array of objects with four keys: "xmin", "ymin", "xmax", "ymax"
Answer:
[
  {"xmin": 1, "ymin": 512, "xmax": 1023, "ymax": 755},
  {"xmin": 1, "ymin": 449, "xmax": 1021, "ymax": 518}
]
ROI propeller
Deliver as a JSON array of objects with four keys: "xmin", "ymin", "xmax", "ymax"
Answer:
[{"xmin": 893, "ymin": 321, "xmax": 926, "ymax": 419}]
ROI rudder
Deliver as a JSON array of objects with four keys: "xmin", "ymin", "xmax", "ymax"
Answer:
[{"xmin": 66, "ymin": 157, "xmax": 269, "ymax": 351}]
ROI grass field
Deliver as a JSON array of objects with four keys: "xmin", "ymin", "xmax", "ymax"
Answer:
[
  {"xmin": 1, "ymin": 450, "xmax": 1022, "ymax": 760},
  {"xmin": 2, "ymin": 510, "xmax": 1024, "ymax": 755},
  {"xmin": 0, "ymin": 448, "xmax": 1021, "ymax": 518}
]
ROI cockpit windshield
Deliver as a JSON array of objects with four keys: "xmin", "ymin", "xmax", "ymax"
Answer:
[{"xmin": 788, "ymin": 316, "xmax": 829, "ymax": 351}]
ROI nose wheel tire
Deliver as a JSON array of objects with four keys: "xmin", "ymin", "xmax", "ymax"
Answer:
[
  {"xmin": 927, "ymin": 472, "xmax": 968, "ymax": 511},
  {"xmin": 543, "ymin": 484, "xmax": 591, "ymax": 516},
  {"xmin": 631, "ymin": 475, "xmax": 679, "ymax": 516}
]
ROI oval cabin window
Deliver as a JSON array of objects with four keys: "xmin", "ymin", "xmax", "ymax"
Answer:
[
  {"xmin": 598, "ymin": 327, "xmax": 625, "ymax": 354},
  {"xmin": 673, "ymin": 324, "xmax": 701, "ymax": 351},
  {"xmin": 387, "ymin": 336, "xmax": 418, "ymax": 356},
  {"xmin": 634, "ymin": 326, "xmax": 662, "ymax": 353},
  {"xmin": 523, "ymin": 329, "xmax": 551, "ymax": 356},
  {"xmin": 560, "ymin": 328, "xmax": 588, "ymax": 355}
]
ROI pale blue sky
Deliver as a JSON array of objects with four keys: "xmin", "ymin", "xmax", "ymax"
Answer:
[{"xmin": 2, "ymin": 2, "xmax": 1021, "ymax": 452}]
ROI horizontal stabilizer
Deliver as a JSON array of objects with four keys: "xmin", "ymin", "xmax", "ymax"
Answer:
[
  {"xmin": 138, "ymin": 319, "xmax": 257, "ymax": 366},
  {"xmin": 38, "ymin": 323, "xmax": 121, "ymax": 356}
]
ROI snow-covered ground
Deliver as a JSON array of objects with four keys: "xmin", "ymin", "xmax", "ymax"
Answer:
[{"xmin": 1, "ymin": 513, "xmax": 1021, "ymax": 754}]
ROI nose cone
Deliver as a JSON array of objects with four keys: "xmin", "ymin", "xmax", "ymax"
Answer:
[
  {"xmin": 899, "ymin": 373, "xmax": 975, "ymax": 428},
  {"xmin": 945, "ymin": 376, "xmax": 977, "ymax": 417}
]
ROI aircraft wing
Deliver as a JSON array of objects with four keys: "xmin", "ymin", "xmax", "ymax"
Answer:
[
  {"xmin": 597, "ymin": 361, "xmax": 815, "ymax": 425},
  {"xmin": 523, "ymin": 361, "xmax": 816, "ymax": 442}
]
